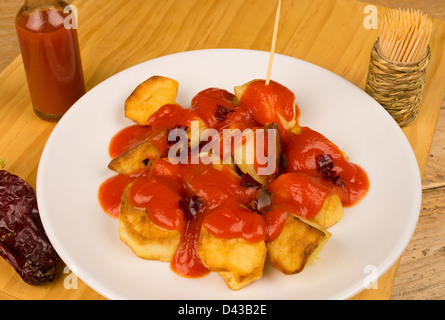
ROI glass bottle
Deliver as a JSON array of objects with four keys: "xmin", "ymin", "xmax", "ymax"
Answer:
[{"xmin": 16, "ymin": 0, "xmax": 85, "ymax": 122}]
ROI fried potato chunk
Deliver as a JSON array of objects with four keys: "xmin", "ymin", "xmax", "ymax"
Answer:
[
  {"xmin": 266, "ymin": 214, "xmax": 331, "ymax": 275},
  {"xmin": 125, "ymin": 76, "xmax": 179, "ymax": 125},
  {"xmin": 108, "ymin": 129, "xmax": 167, "ymax": 174},
  {"xmin": 312, "ymin": 193, "xmax": 343, "ymax": 229},
  {"xmin": 198, "ymin": 227, "xmax": 266, "ymax": 290},
  {"xmin": 118, "ymin": 184, "xmax": 181, "ymax": 262},
  {"xmin": 233, "ymin": 81, "xmax": 248, "ymax": 101}
]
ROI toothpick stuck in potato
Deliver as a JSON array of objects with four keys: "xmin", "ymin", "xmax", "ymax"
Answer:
[{"xmin": 266, "ymin": 0, "xmax": 281, "ymax": 85}]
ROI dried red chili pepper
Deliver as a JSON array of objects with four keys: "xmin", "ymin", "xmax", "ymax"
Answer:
[
  {"xmin": 240, "ymin": 172, "xmax": 263, "ymax": 189},
  {"xmin": 214, "ymin": 104, "xmax": 235, "ymax": 122},
  {"xmin": 0, "ymin": 170, "xmax": 59, "ymax": 285},
  {"xmin": 179, "ymin": 195, "xmax": 203, "ymax": 222},
  {"xmin": 316, "ymin": 154, "xmax": 344, "ymax": 187}
]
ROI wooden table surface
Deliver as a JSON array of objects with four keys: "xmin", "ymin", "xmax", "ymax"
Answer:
[{"xmin": 0, "ymin": 0, "xmax": 444, "ymax": 300}]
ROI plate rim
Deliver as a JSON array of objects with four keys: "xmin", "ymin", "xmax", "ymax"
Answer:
[{"xmin": 36, "ymin": 48, "xmax": 422, "ymax": 300}]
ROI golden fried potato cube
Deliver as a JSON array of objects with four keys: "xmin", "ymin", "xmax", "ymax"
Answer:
[
  {"xmin": 287, "ymin": 125, "xmax": 302, "ymax": 135},
  {"xmin": 108, "ymin": 130, "xmax": 167, "ymax": 174},
  {"xmin": 187, "ymin": 117, "xmax": 208, "ymax": 150},
  {"xmin": 233, "ymin": 80, "xmax": 253, "ymax": 101},
  {"xmin": 266, "ymin": 214, "xmax": 331, "ymax": 275},
  {"xmin": 125, "ymin": 76, "xmax": 179, "ymax": 125},
  {"xmin": 118, "ymin": 184, "xmax": 181, "ymax": 262},
  {"xmin": 198, "ymin": 227, "xmax": 267, "ymax": 290},
  {"xmin": 312, "ymin": 193, "xmax": 343, "ymax": 229}
]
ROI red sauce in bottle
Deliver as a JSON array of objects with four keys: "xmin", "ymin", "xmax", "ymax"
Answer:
[{"xmin": 16, "ymin": 3, "xmax": 85, "ymax": 121}]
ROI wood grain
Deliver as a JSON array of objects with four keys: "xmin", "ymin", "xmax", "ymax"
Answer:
[
  {"xmin": 0, "ymin": 0, "xmax": 20, "ymax": 71},
  {"xmin": 422, "ymin": 102, "xmax": 445, "ymax": 190},
  {"xmin": 358, "ymin": 0, "xmax": 445, "ymax": 20},
  {"xmin": 391, "ymin": 186, "xmax": 445, "ymax": 300},
  {"xmin": 390, "ymin": 99, "xmax": 445, "ymax": 300},
  {"xmin": 0, "ymin": 0, "xmax": 444, "ymax": 300}
]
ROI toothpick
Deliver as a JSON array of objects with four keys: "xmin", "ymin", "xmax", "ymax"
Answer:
[
  {"xmin": 266, "ymin": 0, "xmax": 281, "ymax": 85},
  {"xmin": 379, "ymin": 8, "xmax": 432, "ymax": 63}
]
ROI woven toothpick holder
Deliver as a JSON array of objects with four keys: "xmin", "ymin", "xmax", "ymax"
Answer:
[{"xmin": 365, "ymin": 40, "xmax": 431, "ymax": 127}]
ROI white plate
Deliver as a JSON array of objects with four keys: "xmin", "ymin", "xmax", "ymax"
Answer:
[{"xmin": 37, "ymin": 49, "xmax": 421, "ymax": 300}]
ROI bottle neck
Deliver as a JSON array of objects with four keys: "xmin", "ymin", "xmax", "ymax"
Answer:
[
  {"xmin": 25, "ymin": 0, "xmax": 58, "ymax": 5},
  {"xmin": 17, "ymin": 0, "xmax": 69, "ymax": 29},
  {"xmin": 23, "ymin": 0, "xmax": 66, "ymax": 10},
  {"xmin": 24, "ymin": 0, "xmax": 49, "ymax": 6}
]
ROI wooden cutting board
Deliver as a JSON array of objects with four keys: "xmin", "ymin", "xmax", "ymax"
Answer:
[{"xmin": 0, "ymin": 0, "xmax": 444, "ymax": 300}]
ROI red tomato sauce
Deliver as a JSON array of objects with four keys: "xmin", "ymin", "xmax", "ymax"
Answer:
[
  {"xmin": 98, "ymin": 169, "xmax": 150, "ymax": 218},
  {"xmin": 129, "ymin": 177, "xmax": 185, "ymax": 231},
  {"xmin": 282, "ymin": 127, "xmax": 369, "ymax": 206},
  {"xmin": 261, "ymin": 204, "xmax": 293, "ymax": 242},
  {"xmin": 180, "ymin": 164, "xmax": 258, "ymax": 210},
  {"xmin": 128, "ymin": 162, "xmax": 262, "ymax": 278},
  {"xmin": 170, "ymin": 203, "xmax": 210, "ymax": 278},
  {"xmin": 108, "ymin": 125, "xmax": 154, "ymax": 158},
  {"xmin": 98, "ymin": 83, "xmax": 369, "ymax": 278},
  {"xmin": 202, "ymin": 200, "xmax": 266, "ymax": 243},
  {"xmin": 147, "ymin": 104, "xmax": 199, "ymax": 131},
  {"xmin": 268, "ymin": 173, "xmax": 333, "ymax": 220},
  {"xmin": 262, "ymin": 127, "xmax": 369, "ymax": 240},
  {"xmin": 239, "ymin": 80, "xmax": 300, "ymax": 132},
  {"xmin": 191, "ymin": 88, "xmax": 258, "ymax": 132}
]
